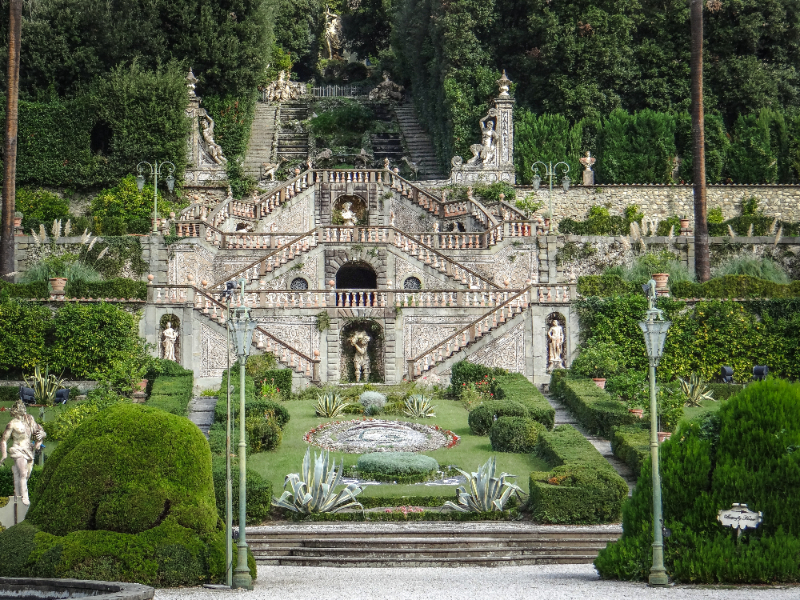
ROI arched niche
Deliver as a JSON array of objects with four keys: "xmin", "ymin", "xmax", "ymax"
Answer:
[
  {"xmin": 336, "ymin": 260, "xmax": 377, "ymax": 289},
  {"xmin": 545, "ymin": 312, "xmax": 566, "ymax": 372},
  {"xmin": 332, "ymin": 194, "xmax": 368, "ymax": 226},
  {"xmin": 340, "ymin": 319, "xmax": 384, "ymax": 383},
  {"xmin": 160, "ymin": 314, "xmax": 181, "ymax": 363}
]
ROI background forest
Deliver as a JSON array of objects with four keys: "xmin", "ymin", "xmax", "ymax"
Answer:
[{"xmin": 0, "ymin": 0, "xmax": 797, "ymax": 193}]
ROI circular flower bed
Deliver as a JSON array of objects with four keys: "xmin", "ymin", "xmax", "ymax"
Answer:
[{"xmin": 305, "ymin": 418, "xmax": 459, "ymax": 453}]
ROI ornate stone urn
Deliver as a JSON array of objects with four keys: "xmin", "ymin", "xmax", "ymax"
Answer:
[
  {"xmin": 652, "ymin": 272, "xmax": 670, "ymax": 297},
  {"xmin": 49, "ymin": 277, "xmax": 67, "ymax": 296}
]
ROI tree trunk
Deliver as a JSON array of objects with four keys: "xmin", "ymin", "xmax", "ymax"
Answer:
[
  {"xmin": 691, "ymin": 0, "xmax": 710, "ymax": 282},
  {"xmin": 0, "ymin": 0, "xmax": 22, "ymax": 281}
]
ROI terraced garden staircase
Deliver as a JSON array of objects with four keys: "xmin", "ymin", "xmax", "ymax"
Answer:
[
  {"xmin": 394, "ymin": 99, "xmax": 446, "ymax": 180},
  {"xmin": 247, "ymin": 523, "xmax": 621, "ymax": 567}
]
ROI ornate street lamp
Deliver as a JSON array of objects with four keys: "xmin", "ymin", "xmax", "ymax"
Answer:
[
  {"xmin": 136, "ymin": 160, "xmax": 176, "ymax": 234},
  {"xmin": 228, "ymin": 278, "xmax": 257, "ymax": 591},
  {"xmin": 638, "ymin": 279, "xmax": 671, "ymax": 587},
  {"xmin": 531, "ymin": 161, "xmax": 570, "ymax": 233}
]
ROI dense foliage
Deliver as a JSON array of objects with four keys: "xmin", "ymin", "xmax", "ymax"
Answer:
[
  {"xmin": 147, "ymin": 375, "xmax": 195, "ymax": 417},
  {"xmin": 596, "ymin": 381, "xmax": 800, "ymax": 583},
  {"xmin": 489, "ymin": 416, "xmax": 547, "ymax": 453}
]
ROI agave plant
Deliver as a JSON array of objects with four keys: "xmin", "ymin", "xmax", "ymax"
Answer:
[
  {"xmin": 315, "ymin": 392, "xmax": 351, "ymax": 417},
  {"xmin": 23, "ymin": 365, "xmax": 66, "ymax": 406},
  {"xmin": 403, "ymin": 394, "xmax": 436, "ymax": 418},
  {"xmin": 272, "ymin": 448, "xmax": 363, "ymax": 514},
  {"xmin": 679, "ymin": 373, "xmax": 715, "ymax": 407},
  {"xmin": 444, "ymin": 457, "xmax": 522, "ymax": 513}
]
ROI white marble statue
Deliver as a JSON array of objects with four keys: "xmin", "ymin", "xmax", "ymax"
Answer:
[
  {"xmin": 263, "ymin": 70, "xmax": 306, "ymax": 102},
  {"xmin": 162, "ymin": 323, "xmax": 178, "ymax": 361},
  {"xmin": 349, "ymin": 331, "xmax": 371, "ymax": 383},
  {"xmin": 547, "ymin": 319, "xmax": 565, "ymax": 371},
  {"xmin": 1, "ymin": 399, "xmax": 46, "ymax": 505},
  {"xmin": 580, "ymin": 151, "xmax": 596, "ymax": 186},
  {"xmin": 467, "ymin": 109, "xmax": 499, "ymax": 165},
  {"xmin": 340, "ymin": 201, "xmax": 357, "ymax": 226},
  {"xmin": 261, "ymin": 157, "xmax": 285, "ymax": 182},
  {"xmin": 201, "ymin": 116, "xmax": 227, "ymax": 165},
  {"xmin": 324, "ymin": 7, "xmax": 342, "ymax": 59}
]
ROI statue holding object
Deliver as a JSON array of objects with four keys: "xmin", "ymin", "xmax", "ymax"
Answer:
[{"xmin": 1, "ymin": 399, "xmax": 46, "ymax": 505}]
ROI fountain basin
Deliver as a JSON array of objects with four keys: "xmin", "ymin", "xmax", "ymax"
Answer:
[{"xmin": 0, "ymin": 578, "xmax": 153, "ymax": 600}]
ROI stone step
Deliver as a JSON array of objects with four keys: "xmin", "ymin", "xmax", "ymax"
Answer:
[
  {"xmin": 256, "ymin": 555, "xmax": 598, "ymax": 567},
  {"xmin": 187, "ymin": 396, "xmax": 218, "ymax": 437}
]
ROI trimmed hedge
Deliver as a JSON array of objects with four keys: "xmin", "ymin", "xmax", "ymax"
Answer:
[
  {"xmin": 551, "ymin": 375, "xmax": 639, "ymax": 437},
  {"xmin": 578, "ymin": 274, "xmax": 638, "ymax": 297},
  {"xmin": 211, "ymin": 456, "xmax": 272, "ymax": 525},
  {"xmin": 706, "ymin": 383, "xmax": 746, "ymax": 400},
  {"xmin": 0, "ymin": 466, "xmax": 43, "ymax": 500},
  {"xmin": 147, "ymin": 374, "xmax": 194, "ymax": 417},
  {"xmin": 529, "ymin": 425, "xmax": 628, "ymax": 524},
  {"xmin": 26, "ymin": 404, "xmax": 218, "ymax": 537},
  {"xmin": 65, "ymin": 278, "xmax": 147, "ymax": 300},
  {"xmin": 0, "ymin": 386, "xmax": 18, "ymax": 402},
  {"xmin": 610, "ymin": 425, "xmax": 650, "ymax": 478},
  {"xmin": 355, "ymin": 452, "xmax": 439, "ymax": 483},
  {"xmin": 489, "ymin": 416, "xmax": 547, "ymax": 453},
  {"xmin": 494, "ymin": 373, "xmax": 555, "ymax": 430},
  {"xmin": 450, "ymin": 361, "xmax": 506, "ymax": 391},
  {"xmin": 672, "ymin": 275, "xmax": 800, "ymax": 299},
  {"xmin": 468, "ymin": 400, "xmax": 529, "ymax": 435},
  {"xmin": 0, "ymin": 280, "xmax": 49, "ymax": 299}
]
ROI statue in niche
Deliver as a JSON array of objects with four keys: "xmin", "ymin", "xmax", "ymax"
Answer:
[
  {"xmin": 162, "ymin": 323, "xmax": 179, "ymax": 361},
  {"xmin": 467, "ymin": 109, "xmax": 499, "ymax": 166},
  {"xmin": 1, "ymin": 399, "xmax": 46, "ymax": 505},
  {"xmin": 340, "ymin": 201, "xmax": 357, "ymax": 226},
  {"xmin": 324, "ymin": 7, "xmax": 342, "ymax": 59},
  {"xmin": 349, "ymin": 331, "xmax": 371, "ymax": 383},
  {"xmin": 201, "ymin": 115, "xmax": 227, "ymax": 165},
  {"xmin": 547, "ymin": 319, "xmax": 565, "ymax": 371}
]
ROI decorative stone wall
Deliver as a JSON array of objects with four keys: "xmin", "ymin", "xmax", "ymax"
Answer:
[
  {"xmin": 391, "ymin": 197, "xmax": 437, "ymax": 232},
  {"xmin": 455, "ymin": 244, "xmax": 538, "ymax": 287},
  {"xmin": 262, "ymin": 257, "xmax": 319, "ymax": 289},
  {"xmin": 505, "ymin": 184, "xmax": 800, "ymax": 223},
  {"xmin": 200, "ymin": 323, "xmax": 233, "ymax": 378},
  {"xmin": 464, "ymin": 321, "xmax": 525, "ymax": 373},
  {"xmin": 168, "ymin": 242, "xmax": 216, "ymax": 285},
  {"xmin": 255, "ymin": 316, "xmax": 319, "ymax": 358},
  {"xmin": 259, "ymin": 191, "xmax": 315, "ymax": 233},
  {"xmin": 403, "ymin": 315, "xmax": 474, "ymax": 375},
  {"xmin": 394, "ymin": 256, "xmax": 456, "ymax": 289}
]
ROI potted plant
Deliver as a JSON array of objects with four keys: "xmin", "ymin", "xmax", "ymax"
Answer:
[
  {"xmin": 569, "ymin": 340, "xmax": 622, "ymax": 389},
  {"xmin": 651, "ymin": 272, "xmax": 670, "ymax": 291},
  {"xmin": 542, "ymin": 209, "xmax": 552, "ymax": 229},
  {"xmin": 679, "ymin": 215, "xmax": 690, "ymax": 230}
]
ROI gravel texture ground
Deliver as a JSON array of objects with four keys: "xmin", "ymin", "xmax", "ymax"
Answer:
[{"xmin": 155, "ymin": 565, "xmax": 799, "ymax": 600}]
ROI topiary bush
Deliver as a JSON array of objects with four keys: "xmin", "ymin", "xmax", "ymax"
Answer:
[
  {"xmin": 596, "ymin": 380, "xmax": 800, "ymax": 583},
  {"xmin": 355, "ymin": 452, "xmax": 439, "ymax": 483},
  {"xmin": 245, "ymin": 414, "xmax": 282, "ymax": 452},
  {"xmin": 147, "ymin": 374, "xmax": 194, "ymax": 417},
  {"xmin": 490, "ymin": 416, "xmax": 547, "ymax": 453},
  {"xmin": 26, "ymin": 403, "xmax": 218, "ymax": 537},
  {"xmin": 468, "ymin": 400, "xmax": 529, "ymax": 435},
  {"xmin": 493, "ymin": 373, "xmax": 555, "ymax": 429}
]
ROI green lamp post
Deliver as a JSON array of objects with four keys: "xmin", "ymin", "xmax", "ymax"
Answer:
[
  {"xmin": 638, "ymin": 279, "xmax": 671, "ymax": 587},
  {"xmin": 136, "ymin": 160, "xmax": 176, "ymax": 234},
  {"xmin": 228, "ymin": 278, "xmax": 257, "ymax": 590},
  {"xmin": 531, "ymin": 161, "xmax": 570, "ymax": 233}
]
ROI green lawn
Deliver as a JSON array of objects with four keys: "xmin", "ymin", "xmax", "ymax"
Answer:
[
  {"xmin": 682, "ymin": 397, "xmax": 726, "ymax": 423},
  {"xmin": 247, "ymin": 397, "xmax": 549, "ymax": 499}
]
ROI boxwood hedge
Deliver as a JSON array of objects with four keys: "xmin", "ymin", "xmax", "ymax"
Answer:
[
  {"xmin": 490, "ymin": 416, "xmax": 547, "ymax": 453},
  {"xmin": 551, "ymin": 372, "xmax": 639, "ymax": 437},
  {"xmin": 468, "ymin": 400, "xmax": 529, "ymax": 435}
]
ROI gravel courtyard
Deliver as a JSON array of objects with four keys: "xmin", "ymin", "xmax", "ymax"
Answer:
[{"xmin": 155, "ymin": 565, "xmax": 799, "ymax": 600}]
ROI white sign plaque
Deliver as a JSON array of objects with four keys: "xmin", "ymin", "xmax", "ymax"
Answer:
[{"xmin": 717, "ymin": 503, "xmax": 763, "ymax": 536}]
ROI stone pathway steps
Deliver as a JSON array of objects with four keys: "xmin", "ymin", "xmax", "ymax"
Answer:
[
  {"xmin": 244, "ymin": 103, "xmax": 279, "ymax": 178},
  {"xmin": 187, "ymin": 396, "xmax": 218, "ymax": 437},
  {"xmin": 543, "ymin": 393, "xmax": 638, "ymax": 495},
  {"xmin": 394, "ymin": 99, "xmax": 446, "ymax": 180}
]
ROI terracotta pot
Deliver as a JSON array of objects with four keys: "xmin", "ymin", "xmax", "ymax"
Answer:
[
  {"xmin": 134, "ymin": 379, "xmax": 148, "ymax": 392},
  {"xmin": 544, "ymin": 218, "xmax": 551, "ymax": 228},
  {"xmin": 652, "ymin": 273, "xmax": 670, "ymax": 289},
  {"xmin": 13, "ymin": 217, "xmax": 22, "ymax": 228},
  {"xmin": 628, "ymin": 408, "xmax": 644, "ymax": 418},
  {"xmin": 658, "ymin": 431, "xmax": 672, "ymax": 443},
  {"xmin": 592, "ymin": 378, "xmax": 606, "ymax": 389},
  {"xmin": 49, "ymin": 277, "xmax": 67, "ymax": 295},
  {"xmin": 679, "ymin": 218, "xmax": 690, "ymax": 229}
]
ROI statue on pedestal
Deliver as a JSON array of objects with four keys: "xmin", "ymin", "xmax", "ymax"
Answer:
[
  {"xmin": 467, "ymin": 110, "xmax": 499, "ymax": 165},
  {"xmin": 349, "ymin": 331, "xmax": 371, "ymax": 383},
  {"xmin": 580, "ymin": 151, "xmax": 596, "ymax": 186},
  {"xmin": 1, "ymin": 399, "xmax": 46, "ymax": 505},
  {"xmin": 340, "ymin": 201, "xmax": 357, "ymax": 226}
]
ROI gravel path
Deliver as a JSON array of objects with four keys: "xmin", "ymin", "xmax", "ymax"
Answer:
[{"xmin": 155, "ymin": 565, "xmax": 798, "ymax": 599}]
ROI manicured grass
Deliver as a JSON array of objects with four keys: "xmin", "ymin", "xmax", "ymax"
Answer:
[
  {"xmin": 247, "ymin": 397, "xmax": 549, "ymax": 499},
  {"xmin": 683, "ymin": 397, "xmax": 725, "ymax": 422}
]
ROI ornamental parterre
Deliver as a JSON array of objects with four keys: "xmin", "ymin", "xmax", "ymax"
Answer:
[{"xmin": 305, "ymin": 418, "xmax": 460, "ymax": 453}]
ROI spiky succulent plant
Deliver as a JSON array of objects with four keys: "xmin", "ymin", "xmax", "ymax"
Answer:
[
  {"xmin": 444, "ymin": 457, "xmax": 522, "ymax": 512},
  {"xmin": 679, "ymin": 373, "xmax": 715, "ymax": 407},
  {"xmin": 403, "ymin": 394, "xmax": 436, "ymax": 418},
  {"xmin": 272, "ymin": 448, "xmax": 363, "ymax": 514},
  {"xmin": 315, "ymin": 392, "xmax": 351, "ymax": 417}
]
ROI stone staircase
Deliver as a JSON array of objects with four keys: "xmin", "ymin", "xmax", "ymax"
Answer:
[
  {"xmin": 187, "ymin": 396, "xmax": 217, "ymax": 437},
  {"xmin": 244, "ymin": 103, "xmax": 279, "ymax": 178},
  {"xmin": 370, "ymin": 133, "xmax": 403, "ymax": 166},
  {"xmin": 394, "ymin": 100, "xmax": 446, "ymax": 180},
  {"xmin": 247, "ymin": 523, "xmax": 621, "ymax": 567},
  {"xmin": 277, "ymin": 101, "xmax": 310, "ymax": 161}
]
